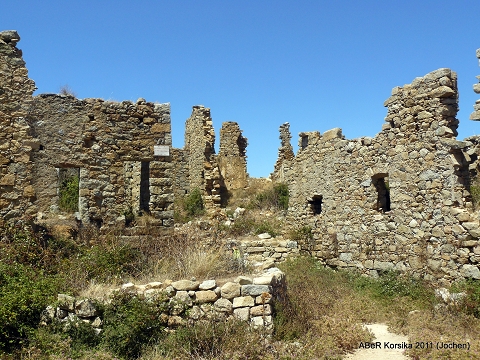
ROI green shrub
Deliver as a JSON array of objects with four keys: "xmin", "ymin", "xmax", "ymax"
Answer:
[
  {"xmin": 0, "ymin": 263, "xmax": 61, "ymax": 352},
  {"xmin": 59, "ymin": 175, "xmax": 79, "ymax": 212},
  {"xmin": 80, "ymin": 244, "xmax": 143, "ymax": 283},
  {"xmin": 471, "ymin": 183, "xmax": 480, "ymax": 210},
  {"xmin": 288, "ymin": 226, "xmax": 313, "ymax": 242},
  {"xmin": 185, "ymin": 187, "xmax": 204, "ymax": 216},
  {"xmin": 371, "ymin": 271, "xmax": 433, "ymax": 302},
  {"xmin": 248, "ymin": 183, "xmax": 289, "ymax": 211},
  {"xmin": 101, "ymin": 292, "xmax": 168, "ymax": 359}
]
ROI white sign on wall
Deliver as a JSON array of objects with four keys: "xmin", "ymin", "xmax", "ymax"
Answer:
[{"xmin": 154, "ymin": 145, "xmax": 170, "ymax": 156}]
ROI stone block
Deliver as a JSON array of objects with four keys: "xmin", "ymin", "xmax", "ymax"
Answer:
[
  {"xmin": 233, "ymin": 307, "xmax": 250, "ymax": 321},
  {"xmin": 232, "ymin": 296, "xmax": 255, "ymax": 308},
  {"xmin": 195, "ymin": 290, "xmax": 218, "ymax": 304},
  {"xmin": 58, "ymin": 294, "xmax": 75, "ymax": 312},
  {"xmin": 221, "ymin": 282, "xmax": 241, "ymax": 299},
  {"xmin": 241, "ymin": 285, "xmax": 272, "ymax": 297},
  {"xmin": 171, "ymin": 280, "xmax": 199, "ymax": 291},
  {"xmin": 214, "ymin": 298, "xmax": 233, "ymax": 313},
  {"xmin": 234, "ymin": 276, "xmax": 253, "ymax": 285},
  {"xmin": 75, "ymin": 299, "xmax": 98, "ymax": 318},
  {"xmin": 250, "ymin": 304, "xmax": 272, "ymax": 316},
  {"xmin": 199, "ymin": 280, "xmax": 216, "ymax": 290}
]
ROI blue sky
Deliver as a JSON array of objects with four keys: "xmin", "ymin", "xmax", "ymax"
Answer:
[{"xmin": 2, "ymin": 1, "xmax": 480, "ymax": 177}]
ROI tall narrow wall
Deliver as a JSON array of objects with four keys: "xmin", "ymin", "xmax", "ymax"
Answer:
[
  {"xmin": 0, "ymin": 31, "xmax": 37, "ymax": 223},
  {"xmin": 271, "ymin": 122, "xmax": 295, "ymax": 183},
  {"xmin": 184, "ymin": 105, "xmax": 222, "ymax": 207},
  {"xmin": 218, "ymin": 121, "xmax": 248, "ymax": 191},
  {"xmin": 282, "ymin": 68, "xmax": 480, "ymax": 283}
]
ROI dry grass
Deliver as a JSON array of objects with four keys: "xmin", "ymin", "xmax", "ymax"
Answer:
[{"xmin": 401, "ymin": 309, "xmax": 480, "ymax": 359}]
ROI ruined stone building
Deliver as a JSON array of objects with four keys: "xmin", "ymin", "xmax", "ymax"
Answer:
[
  {"xmin": 272, "ymin": 61, "xmax": 480, "ymax": 283},
  {"xmin": 5, "ymin": 29, "xmax": 480, "ymax": 283},
  {"xmin": 0, "ymin": 30, "xmax": 248, "ymax": 228},
  {"xmin": 172, "ymin": 106, "xmax": 248, "ymax": 209}
]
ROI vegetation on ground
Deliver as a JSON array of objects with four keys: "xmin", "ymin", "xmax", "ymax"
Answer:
[
  {"xmin": 3, "ymin": 181, "xmax": 480, "ymax": 359},
  {"xmin": 174, "ymin": 187, "xmax": 205, "ymax": 223}
]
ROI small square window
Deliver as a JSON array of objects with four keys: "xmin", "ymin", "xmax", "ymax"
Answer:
[{"xmin": 308, "ymin": 195, "xmax": 323, "ymax": 215}]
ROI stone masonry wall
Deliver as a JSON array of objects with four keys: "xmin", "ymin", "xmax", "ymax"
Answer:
[
  {"xmin": 183, "ymin": 105, "xmax": 223, "ymax": 208},
  {"xmin": 271, "ymin": 122, "xmax": 294, "ymax": 183},
  {"xmin": 0, "ymin": 31, "xmax": 38, "ymax": 223},
  {"xmin": 218, "ymin": 121, "xmax": 248, "ymax": 191},
  {"xmin": 42, "ymin": 268, "xmax": 286, "ymax": 333},
  {"xmin": 278, "ymin": 68, "xmax": 480, "ymax": 284},
  {"xmin": 28, "ymin": 95, "xmax": 173, "ymax": 228}
]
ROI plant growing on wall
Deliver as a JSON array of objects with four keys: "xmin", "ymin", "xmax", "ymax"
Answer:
[{"xmin": 59, "ymin": 176, "xmax": 79, "ymax": 213}]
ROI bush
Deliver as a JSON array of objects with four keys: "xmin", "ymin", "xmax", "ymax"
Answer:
[
  {"xmin": 471, "ymin": 179, "xmax": 480, "ymax": 210},
  {"xmin": 226, "ymin": 214, "xmax": 281, "ymax": 237},
  {"xmin": 185, "ymin": 188, "xmax": 204, "ymax": 216},
  {"xmin": 59, "ymin": 175, "xmax": 79, "ymax": 212},
  {"xmin": 288, "ymin": 226, "xmax": 313, "ymax": 242},
  {"xmin": 0, "ymin": 263, "xmax": 61, "ymax": 352},
  {"xmin": 174, "ymin": 188, "xmax": 205, "ymax": 223},
  {"xmin": 79, "ymin": 244, "xmax": 144, "ymax": 283},
  {"xmin": 248, "ymin": 183, "xmax": 289, "ymax": 211},
  {"xmin": 101, "ymin": 292, "xmax": 168, "ymax": 359}
]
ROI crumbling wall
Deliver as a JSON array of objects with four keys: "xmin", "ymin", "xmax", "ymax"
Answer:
[
  {"xmin": 279, "ymin": 68, "xmax": 480, "ymax": 283},
  {"xmin": 470, "ymin": 48, "xmax": 480, "ymax": 121},
  {"xmin": 183, "ymin": 105, "xmax": 222, "ymax": 207},
  {"xmin": 0, "ymin": 30, "xmax": 38, "ymax": 223},
  {"xmin": 28, "ymin": 95, "xmax": 173, "ymax": 227},
  {"xmin": 218, "ymin": 121, "xmax": 248, "ymax": 191},
  {"xmin": 271, "ymin": 122, "xmax": 295, "ymax": 183}
]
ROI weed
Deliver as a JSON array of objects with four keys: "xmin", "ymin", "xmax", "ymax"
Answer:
[{"xmin": 59, "ymin": 84, "xmax": 76, "ymax": 97}]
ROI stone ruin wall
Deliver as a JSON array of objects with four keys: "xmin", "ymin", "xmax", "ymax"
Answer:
[
  {"xmin": 217, "ymin": 121, "xmax": 248, "ymax": 190},
  {"xmin": 0, "ymin": 31, "xmax": 37, "ymax": 224},
  {"xmin": 28, "ymin": 95, "xmax": 173, "ymax": 228},
  {"xmin": 183, "ymin": 105, "xmax": 223, "ymax": 208},
  {"xmin": 0, "ymin": 30, "xmax": 250, "ymax": 228},
  {"xmin": 41, "ymin": 268, "xmax": 286, "ymax": 334},
  {"xmin": 175, "ymin": 106, "xmax": 249, "ymax": 207},
  {"xmin": 0, "ymin": 31, "xmax": 173, "ymax": 229},
  {"xmin": 271, "ymin": 122, "xmax": 294, "ymax": 184},
  {"xmin": 273, "ymin": 67, "xmax": 480, "ymax": 284}
]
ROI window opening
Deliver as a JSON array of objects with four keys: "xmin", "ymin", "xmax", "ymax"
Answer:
[
  {"xmin": 301, "ymin": 135, "xmax": 309, "ymax": 150},
  {"xmin": 309, "ymin": 195, "xmax": 323, "ymax": 215},
  {"xmin": 58, "ymin": 168, "xmax": 80, "ymax": 212},
  {"xmin": 372, "ymin": 174, "xmax": 390, "ymax": 212}
]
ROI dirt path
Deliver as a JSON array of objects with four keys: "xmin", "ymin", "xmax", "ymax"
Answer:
[{"xmin": 344, "ymin": 323, "xmax": 410, "ymax": 360}]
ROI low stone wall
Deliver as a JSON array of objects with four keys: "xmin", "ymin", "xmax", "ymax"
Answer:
[{"xmin": 41, "ymin": 268, "xmax": 286, "ymax": 333}]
